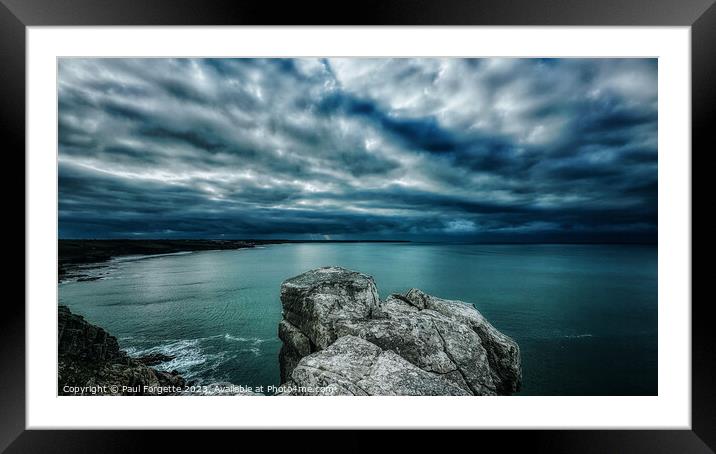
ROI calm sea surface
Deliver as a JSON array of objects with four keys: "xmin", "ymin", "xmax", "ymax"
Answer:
[{"xmin": 58, "ymin": 243, "xmax": 657, "ymax": 395}]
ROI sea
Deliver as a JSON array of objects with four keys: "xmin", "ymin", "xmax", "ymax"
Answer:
[{"xmin": 58, "ymin": 243, "xmax": 658, "ymax": 395}]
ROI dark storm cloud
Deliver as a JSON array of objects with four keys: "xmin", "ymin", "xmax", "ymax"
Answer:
[{"xmin": 58, "ymin": 58, "xmax": 657, "ymax": 241}]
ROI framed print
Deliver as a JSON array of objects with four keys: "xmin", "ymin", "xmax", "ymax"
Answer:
[{"xmin": 7, "ymin": 0, "xmax": 709, "ymax": 451}]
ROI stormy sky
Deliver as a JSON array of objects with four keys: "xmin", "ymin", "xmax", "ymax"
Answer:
[{"xmin": 58, "ymin": 58, "xmax": 657, "ymax": 242}]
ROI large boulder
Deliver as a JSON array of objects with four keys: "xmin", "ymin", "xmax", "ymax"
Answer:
[{"xmin": 277, "ymin": 267, "xmax": 522, "ymax": 395}]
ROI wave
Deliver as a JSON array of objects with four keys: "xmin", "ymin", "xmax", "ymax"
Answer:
[
  {"xmin": 563, "ymin": 333, "xmax": 594, "ymax": 339},
  {"xmin": 125, "ymin": 339, "xmax": 221, "ymax": 379},
  {"xmin": 126, "ymin": 339, "xmax": 205, "ymax": 370},
  {"xmin": 124, "ymin": 333, "xmax": 269, "ymax": 379},
  {"xmin": 223, "ymin": 334, "xmax": 266, "ymax": 344},
  {"xmin": 241, "ymin": 347, "xmax": 262, "ymax": 356}
]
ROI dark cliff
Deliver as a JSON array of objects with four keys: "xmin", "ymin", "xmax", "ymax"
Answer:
[{"xmin": 58, "ymin": 305, "xmax": 185, "ymax": 395}]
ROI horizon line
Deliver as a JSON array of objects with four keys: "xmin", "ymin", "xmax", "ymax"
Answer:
[{"xmin": 57, "ymin": 238, "xmax": 657, "ymax": 245}]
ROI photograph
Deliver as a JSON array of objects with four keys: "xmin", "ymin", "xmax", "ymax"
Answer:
[
  {"xmin": 56, "ymin": 57, "xmax": 658, "ymax": 397},
  {"xmin": 4, "ymin": 0, "xmax": 706, "ymax": 447}
]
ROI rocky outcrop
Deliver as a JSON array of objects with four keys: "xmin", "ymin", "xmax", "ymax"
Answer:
[
  {"xmin": 277, "ymin": 267, "xmax": 521, "ymax": 396},
  {"xmin": 58, "ymin": 305, "xmax": 185, "ymax": 395}
]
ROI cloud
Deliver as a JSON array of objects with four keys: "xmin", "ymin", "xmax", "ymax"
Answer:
[
  {"xmin": 58, "ymin": 58, "xmax": 657, "ymax": 242},
  {"xmin": 444, "ymin": 220, "xmax": 478, "ymax": 234}
]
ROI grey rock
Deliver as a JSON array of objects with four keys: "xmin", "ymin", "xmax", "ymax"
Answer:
[
  {"xmin": 283, "ymin": 336, "xmax": 469, "ymax": 396},
  {"xmin": 334, "ymin": 312, "xmax": 456, "ymax": 375},
  {"xmin": 280, "ymin": 266, "xmax": 380, "ymax": 350},
  {"xmin": 278, "ymin": 319, "xmax": 312, "ymax": 382},
  {"xmin": 403, "ymin": 289, "xmax": 522, "ymax": 393},
  {"xmin": 277, "ymin": 267, "xmax": 522, "ymax": 396}
]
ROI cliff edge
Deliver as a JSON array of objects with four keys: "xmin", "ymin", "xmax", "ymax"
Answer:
[{"xmin": 58, "ymin": 305, "xmax": 185, "ymax": 395}]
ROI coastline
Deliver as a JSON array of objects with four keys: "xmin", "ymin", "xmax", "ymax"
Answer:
[{"xmin": 58, "ymin": 239, "xmax": 410, "ymax": 282}]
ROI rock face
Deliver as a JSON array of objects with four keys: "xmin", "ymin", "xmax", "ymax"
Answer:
[
  {"xmin": 279, "ymin": 267, "xmax": 380, "ymax": 382},
  {"xmin": 278, "ymin": 267, "xmax": 522, "ymax": 396},
  {"xmin": 58, "ymin": 305, "xmax": 185, "ymax": 395},
  {"xmin": 284, "ymin": 336, "xmax": 469, "ymax": 396}
]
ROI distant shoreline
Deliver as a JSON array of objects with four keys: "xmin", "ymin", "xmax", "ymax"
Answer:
[
  {"xmin": 58, "ymin": 239, "xmax": 411, "ymax": 282},
  {"xmin": 57, "ymin": 238, "xmax": 654, "ymax": 283}
]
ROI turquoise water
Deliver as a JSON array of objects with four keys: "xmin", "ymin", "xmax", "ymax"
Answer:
[{"xmin": 58, "ymin": 243, "xmax": 658, "ymax": 395}]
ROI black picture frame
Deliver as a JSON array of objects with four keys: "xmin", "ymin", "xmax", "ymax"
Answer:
[{"xmin": 6, "ymin": 0, "xmax": 707, "ymax": 451}]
